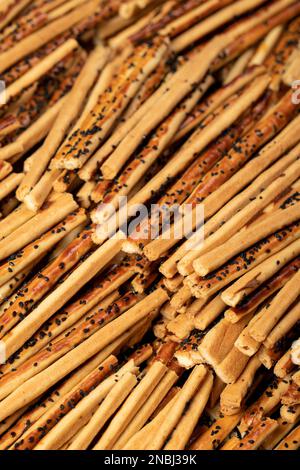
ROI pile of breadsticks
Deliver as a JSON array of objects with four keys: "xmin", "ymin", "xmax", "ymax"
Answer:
[{"xmin": 0, "ymin": 0, "xmax": 299, "ymax": 451}]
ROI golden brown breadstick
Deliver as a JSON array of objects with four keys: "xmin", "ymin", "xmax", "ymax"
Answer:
[
  {"xmin": 0, "ymin": 0, "xmax": 99, "ymax": 73},
  {"xmin": 2, "ymin": 39, "xmax": 78, "ymax": 107},
  {"xmin": 225, "ymin": 257, "xmax": 300, "ymax": 324},
  {"xmin": 0, "ymin": 192, "xmax": 78, "ymax": 261},
  {"xmin": 17, "ymin": 45, "xmax": 110, "ymax": 201},
  {"xmin": 220, "ymin": 355, "xmax": 261, "ymax": 414},
  {"xmin": 161, "ymin": 116, "xmax": 300, "ymax": 278},
  {"xmin": 230, "ymin": 417, "xmax": 278, "ymax": 450},
  {"xmin": 199, "ymin": 315, "xmax": 252, "ymax": 367},
  {"xmin": 145, "ymin": 365, "xmax": 207, "ymax": 449},
  {"xmin": 164, "ymin": 371, "xmax": 213, "ymax": 450},
  {"xmin": 0, "ymin": 94, "xmax": 68, "ymax": 161},
  {"xmin": 94, "ymin": 361, "xmax": 167, "ymax": 449},
  {"xmin": 69, "ymin": 372, "xmax": 138, "ymax": 450},
  {"xmin": 0, "ymin": 288, "xmax": 168, "ymax": 421},
  {"xmin": 0, "ymin": 209, "xmax": 86, "ymax": 289},
  {"xmin": 0, "ymin": 172, "xmax": 23, "ymax": 201},
  {"xmin": 264, "ymin": 302, "xmax": 300, "ymax": 350},
  {"xmin": 0, "ymin": 160, "xmax": 12, "ymax": 181},
  {"xmin": 249, "ymin": 272, "xmax": 300, "ymax": 343},
  {"xmin": 275, "ymin": 425, "xmax": 300, "ymax": 450},
  {"xmin": 113, "ymin": 369, "xmax": 178, "ymax": 450},
  {"xmin": 194, "ymin": 203, "xmax": 300, "ymax": 276},
  {"xmin": 190, "ymin": 411, "xmax": 242, "ymax": 450},
  {"xmin": 222, "ymin": 237, "xmax": 300, "ymax": 307}
]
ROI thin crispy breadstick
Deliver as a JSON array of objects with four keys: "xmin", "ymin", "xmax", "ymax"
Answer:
[
  {"xmin": 0, "ymin": 192, "xmax": 78, "ymax": 261},
  {"xmin": 195, "ymin": 203, "xmax": 300, "ymax": 276},
  {"xmin": 94, "ymin": 361, "xmax": 167, "ymax": 449},
  {"xmin": 220, "ymin": 356, "xmax": 261, "ymax": 414},
  {"xmin": 2, "ymin": 39, "xmax": 78, "ymax": 107},
  {"xmin": 0, "ymin": 209, "xmax": 86, "ymax": 288},
  {"xmin": 223, "ymin": 48, "xmax": 254, "ymax": 85},
  {"xmin": 100, "ymin": 38, "xmax": 232, "ymax": 179},
  {"xmin": 113, "ymin": 369, "xmax": 178, "ymax": 450},
  {"xmin": 0, "ymin": 0, "xmax": 100, "ymax": 73},
  {"xmin": 161, "ymin": 116, "xmax": 300, "ymax": 278},
  {"xmin": 172, "ymin": 0, "xmax": 270, "ymax": 51},
  {"xmin": 222, "ymin": 237, "xmax": 300, "ymax": 307},
  {"xmin": 23, "ymin": 169, "xmax": 61, "ymax": 211},
  {"xmin": 264, "ymin": 302, "xmax": 300, "ymax": 349},
  {"xmin": 0, "ymin": 288, "xmax": 168, "ymax": 421},
  {"xmin": 275, "ymin": 424, "xmax": 300, "ymax": 450},
  {"xmin": 69, "ymin": 372, "xmax": 138, "ymax": 450},
  {"xmin": 190, "ymin": 411, "xmax": 242, "ymax": 450},
  {"xmin": 17, "ymin": 45, "xmax": 110, "ymax": 201},
  {"xmin": 0, "ymin": 172, "xmax": 23, "ymax": 200},
  {"xmin": 164, "ymin": 371, "xmax": 213, "ymax": 450},
  {"xmin": 145, "ymin": 365, "xmax": 207, "ymax": 449},
  {"xmin": 0, "ymin": 94, "xmax": 68, "ymax": 161},
  {"xmin": 250, "ymin": 25, "xmax": 283, "ymax": 65}
]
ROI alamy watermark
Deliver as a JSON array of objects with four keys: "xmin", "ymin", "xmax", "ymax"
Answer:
[{"xmin": 95, "ymin": 197, "xmax": 204, "ymax": 250}]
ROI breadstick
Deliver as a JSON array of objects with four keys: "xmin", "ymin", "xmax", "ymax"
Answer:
[
  {"xmin": 145, "ymin": 365, "xmax": 207, "ymax": 449},
  {"xmin": 123, "ymin": 392, "xmax": 179, "ymax": 450},
  {"xmin": 0, "ymin": 322, "xmax": 144, "ymax": 450},
  {"xmin": 0, "ymin": 172, "xmax": 23, "ymax": 201},
  {"xmin": 29, "ymin": 360, "xmax": 137, "ymax": 450},
  {"xmin": 199, "ymin": 315, "xmax": 252, "ymax": 367},
  {"xmin": 0, "ymin": 94, "xmax": 68, "ymax": 161},
  {"xmin": 0, "ymin": 227, "xmax": 94, "ymax": 342},
  {"xmin": 69, "ymin": 372, "xmax": 138, "ymax": 450},
  {"xmin": 190, "ymin": 411, "xmax": 242, "ymax": 450},
  {"xmin": 195, "ymin": 203, "xmax": 300, "ymax": 276},
  {"xmin": 161, "ymin": 115, "xmax": 300, "ymax": 278},
  {"xmin": 194, "ymin": 294, "xmax": 226, "ymax": 331},
  {"xmin": 175, "ymin": 65, "xmax": 264, "ymax": 142},
  {"xmin": 100, "ymin": 37, "xmax": 231, "ymax": 179},
  {"xmin": 215, "ymin": 347, "xmax": 250, "ymax": 385},
  {"xmin": 226, "ymin": 257, "xmax": 300, "ymax": 323},
  {"xmin": 172, "ymin": 0, "xmax": 270, "ymax": 52},
  {"xmin": 220, "ymin": 356, "xmax": 261, "ymax": 414},
  {"xmin": 264, "ymin": 302, "xmax": 300, "ymax": 350},
  {"xmin": 0, "ymin": 160, "xmax": 12, "ymax": 181},
  {"xmin": 262, "ymin": 417, "xmax": 298, "ymax": 450},
  {"xmin": 0, "ymin": 288, "xmax": 168, "ymax": 421},
  {"xmin": 23, "ymin": 169, "xmax": 61, "ymax": 212},
  {"xmin": 0, "ymin": 0, "xmax": 31, "ymax": 30},
  {"xmin": 53, "ymin": 39, "xmax": 168, "ymax": 170},
  {"xmin": 93, "ymin": 75, "xmax": 269, "ymax": 240},
  {"xmin": 0, "ymin": 0, "xmax": 100, "ymax": 73},
  {"xmin": 17, "ymin": 45, "xmax": 110, "ymax": 201},
  {"xmin": 239, "ymin": 377, "xmax": 291, "ymax": 433},
  {"xmin": 178, "ymin": 150, "xmax": 300, "ymax": 276},
  {"xmin": 249, "ymin": 271, "xmax": 300, "ymax": 343},
  {"xmin": 2, "ymin": 39, "xmax": 78, "ymax": 107},
  {"xmin": 250, "ymin": 25, "xmax": 283, "ymax": 66},
  {"xmin": 164, "ymin": 371, "xmax": 213, "ymax": 450},
  {"xmin": 230, "ymin": 417, "xmax": 278, "ymax": 450},
  {"xmin": 0, "ymin": 192, "xmax": 78, "ymax": 261},
  {"xmin": 113, "ymin": 369, "xmax": 178, "ymax": 450},
  {"xmin": 0, "ymin": 209, "xmax": 86, "ymax": 289},
  {"xmin": 94, "ymin": 361, "xmax": 167, "ymax": 449},
  {"xmin": 223, "ymin": 48, "xmax": 254, "ymax": 85},
  {"xmin": 274, "ymin": 349, "xmax": 295, "ymax": 378},
  {"xmin": 222, "ymin": 237, "xmax": 300, "ymax": 307},
  {"xmin": 212, "ymin": 1, "xmax": 300, "ymax": 71},
  {"xmin": 275, "ymin": 425, "xmax": 300, "ymax": 450},
  {"xmin": 160, "ymin": 0, "xmax": 235, "ymax": 39}
]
